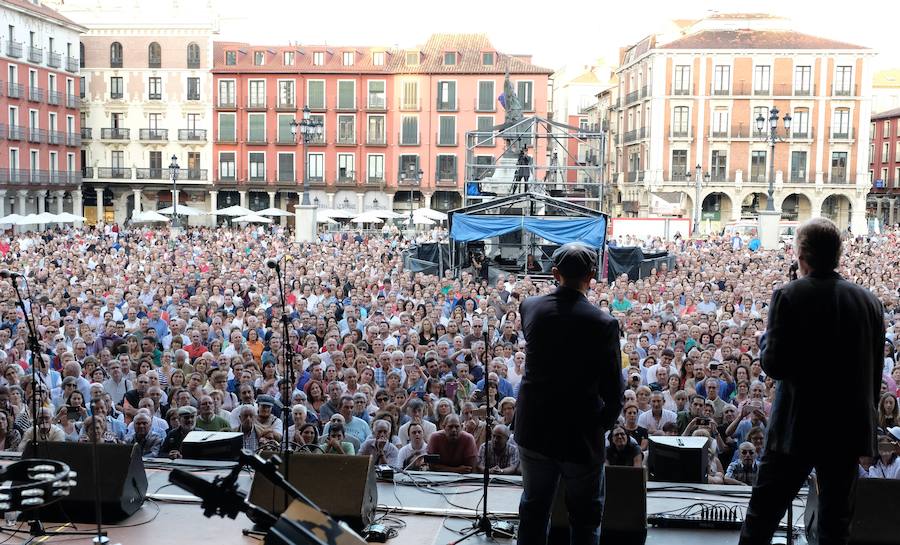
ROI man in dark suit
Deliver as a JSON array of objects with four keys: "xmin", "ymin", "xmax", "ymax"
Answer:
[
  {"xmin": 516, "ymin": 242, "xmax": 623, "ymax": 545},
  {"xmin": 740, "ymin": 218, "xmax": 885, "ymax": 545}
]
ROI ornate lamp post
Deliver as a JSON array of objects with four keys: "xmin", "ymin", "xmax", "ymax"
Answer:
[
  {"xmin": 755, "ymin": 107, "xmax": 792, "ymax": 249},
  {"xmin": 168, "ymin": 154, "xmax": 179, "ymax": 265},
  {"xmin": 290, "ymin": 106, "xmax": 324, "ymax": 207}
]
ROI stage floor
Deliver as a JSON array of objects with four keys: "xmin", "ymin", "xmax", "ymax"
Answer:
[{"xmin": 0, "ymin": 459, "xmax": 809, "ymax": 545}]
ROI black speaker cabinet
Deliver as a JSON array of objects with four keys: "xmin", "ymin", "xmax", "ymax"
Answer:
[
  {"xmin": 807, "ymin": 474, "xmax": 900, "ymax": 545},
  {"xmin": 248, "ymin": 452, "xmax": 377, "ymax": 532},
  {"xmin": 22, "ymin": 441, "xmax": 148, "ymax": 523},
  {"xmin": 550, "ymin": 465, "xmax": 647, "ymax": 545}
]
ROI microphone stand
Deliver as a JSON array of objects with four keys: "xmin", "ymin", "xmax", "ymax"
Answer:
[
  {"xmin": 451, "ymin": 329, "xmax": 494, "ymax": 545},
  {"xmin": 268, "ymin": 256, "xmax": 295, "ymax": 511}
]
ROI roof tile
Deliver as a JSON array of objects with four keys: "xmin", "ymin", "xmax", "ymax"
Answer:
[{"xmin": 659, "ymin": 29, "xmax": 868, "ymax": 50}]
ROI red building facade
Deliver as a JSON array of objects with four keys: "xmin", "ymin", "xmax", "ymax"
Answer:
[
  {"xmin": 869, "ymin": 108, "xmax": 900, "ymax": 225},
  {"xmin": 211, "ymin": 34, "xmax": 551, "ymax": 214}
]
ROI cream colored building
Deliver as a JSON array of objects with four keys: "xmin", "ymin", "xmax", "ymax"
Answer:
[
  {"xmin": 610, "ymin": 13, "xmax": 875, "ymax": 233},
  {"xmin": 51, "ymin": 0, "xmax": 217, "ymax": 224}
]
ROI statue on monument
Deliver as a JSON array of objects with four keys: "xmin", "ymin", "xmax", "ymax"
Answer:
[{"xmin": 500, "ymin": 71, "xmax": 526, "ymax": 156}]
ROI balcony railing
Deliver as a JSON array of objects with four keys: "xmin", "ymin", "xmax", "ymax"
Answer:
[
  {"xmin": 7, "ymin": 82, "xmax": 23, "ymax": 99},
  {"xmin": 673, "ymin": 86, "xmax": 692, "ymax": 96},
  {"xmin": 217, "ymin": 97, "xmax": 237, "ymax": 108},
  {"xmin": 793, "ymin": 85, "xmax": 815, "ymax": 97},
  {"xmin": 100, "ymin": 128, "xmax": 130, "ymax": 140},
  {"xmin": 184, "ymin": 169, "xmax": 208, "ymax": 181},
  {"xmin": 96, "ymin": 167, "xmax": 132, "ymax": 179},
  {"xmin": 66, "ymin": 94, "xmax": 78, "ymax": 108},
  {"xmin": 831, "ymin": 84, "xmax": 857, "ymax": 97},
  {"xmin": 623, "ymin": 127, "xmax": 646, "ymax": 143},
  {"xmin": 48, "ymin": 130, "xmax": 63, "ymax": 145},
  {"xmin": 336, "ymin": 133, "xmax": 356, "ymax": 145},
  {"xmin": 624, "ymin": 90, "xmax": 640, "ymax": 105},
  {"xmin": 81, "ymin": 128, "xmax": 92, "ymax": 140},
  {"xmin": 367, "ymin": 96, "xmax": 387, "ymax": 110},
  {"xmin": 366, "ymin": 134, "xmax": 387, "ymax": 146},
  {"xmin": 135, "ymin": 168, "xmax": 166, "ymax": 180},
  {"xmin": 244, "ymin": 170, "xmax": 268, "ymax": 183},
  {"xmin": 246, "ymin": 98, "xmax": 266, "ymax": 110},
  {"xmin": 66, "ymin": 57, "xmax": 78, "ymax": 72},
  {"xmin": 831, "ymin": 129, "xmax": 853, "ymax": 140},
  {"xmin": 28, "ymin": 128, "xmax": 46, "ymax": 143},
  {"xmin": 28, "ymin": 87, "xmax": 43, "ymax": 102},
  {"xmin": 336, "ymin": 171, "xmax": 356, "ymax": 185},
  {"xmin": 367, "ymin": 176, "xmax": 384, "ymax": 185},
  {"xmin": 139, "ymin": 128, "xmax": 168, "ymax": 141},
  {"xmin": 276, "ymin": 99, "xmax": 296, "ymax": 110},
  {"xmin": 47, "ymin": 90, "xmax": 62, "ymax": 105},
  {"xmin": 247, "ymin": 133, "xmax": 267, "ymax": 144},
  {"xmin": 179, "ymin": 129, "xmax": 207, "ymax": 141},
  {"xmin": 6, "ymin": 41, "xmax": 22, "ymax": 58},
  {"xmin": 47, "ymin": 52, "xmax": 61, "ymax": 69},
  {"xmin": 82, "ymin": 167, "xmax": 93, "ymax": 179},
  {"xmin": 401, "ymin": 97, "xmax": 423, "ymax": 111},
  {"xmin": 671, "ymin": 169, "xmax": 689, "ymax": 181},
  {"xmin": 8, "ymin": 125, "xmax": 23, "ymax": 140},
  {"xmin": 670, "ymin": 129, "xmax": 690, "ymax": 138},
  {"xmin": 626, "ymin": 170, "xmax": 645, "ymax": 183},
  {"xmin": 27, "ymin": 46, "xmax": 42, "ymax": 64},
  {"xmin": 0, "ymin": 169, "xmax": 80, "ymax": 186},
  {"xmin": 823, "ymin": 172, "xmax": 849, "ymax": 184},
  {"xmin": 66, "ymin": 132, "xmax": 81, "ymax": 146}
]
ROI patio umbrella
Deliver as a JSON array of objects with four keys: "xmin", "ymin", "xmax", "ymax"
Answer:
[
  {"xmin": 406, "ymin": 215, "xmax": 435, "ymax": 226},
  {"xmin": 215, "ymin": 205, "xmax": 254, "ymax": 216},
  {"xmin": 157, "ymin": 204, "xmax": 207, "ymax": 216},
  {"xmin": 317, "ymin": 208, "xmax": 355, "ymax": 219},
  {"xmin": 371, "ymin": 209, "xmax": 404, "ymax": 219},
  {"xmin": 350, "ymin": 212, "xmax": 384, "ymax": 224},
  {"xmin": 132, "ymin": 210, "xmax": 170, "ymax": 223},
  {"xmin": 33, "ymin": 212, "xmax": 60, "ymax": 224},
  {"xmin": 232, "ymin": 213, "xmax": 273, "ymax": 223},
  {"xmin": 0, "ymin": 214, "xmax": 27, "ymax": 225},
  {"xmin": 257, "ymin": 207, "xmax": 294, "ymax": 217},
  {"xmin": 54, "ymin": 212, "xmax": 86, "ymax": 223},
  {"xmin": 413, "ymin": 207, "xmax": 448, "ymax": 221},
  {"xmin": 316, "ymin": 216, "xmax": 338, "ymax": 224}
]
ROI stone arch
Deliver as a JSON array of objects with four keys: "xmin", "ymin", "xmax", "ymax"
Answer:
[
  {"xmin": 820, "ymin": 194, "xmax": 853, "ymax": 230},
  {"xmin": 333, "ymin": 190, "xmax": 359, "ymax": 213},
  {"xmin": 739, "ymin": 191, "xmax": 770, "ymax": 217},
  {"xmin": 697, "ymin": 192, "xmax": 733, "ymax": 233},
  {"xmin": 778, "ymin": 193, "xmax": 813, "ymax": 222}
]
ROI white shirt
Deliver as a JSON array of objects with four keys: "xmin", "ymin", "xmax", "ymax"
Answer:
[
  {"xmin": 867, "ymin": 457, "xmax": 900, "ymax": 480},
  {"xmin": 637, "ymin": 408, "xmax": 677, "ymax": 434},
  {"xmin": 397, "ymin": 419, "xmax": 437, "ymax": 445}
]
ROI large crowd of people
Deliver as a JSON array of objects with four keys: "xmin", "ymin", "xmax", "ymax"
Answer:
[{"xmin": 0, "ymin": 221, "xmax": 898, "ymax": 482}]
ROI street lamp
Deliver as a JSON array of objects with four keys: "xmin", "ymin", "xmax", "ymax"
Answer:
[
  {"xmin": 755, "ymin": 107, "xmax": 792, "ymax": 212},
  {"xmin": 290, "ymin": 105, "xmax": 324, "ymax": 206},
  {"xmin": 693, "ymin": 163, "xmax": 702, "ymax": 237},
  {"xmin": 169, "ymin": 154, "xmax": 180, "ymax": 227},
  {"xmin": 402, "ymin": 163, "xmax": 423, "ymax": 231}
]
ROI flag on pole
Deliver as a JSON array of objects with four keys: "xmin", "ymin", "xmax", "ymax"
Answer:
[{"xmin": 497, "ymin": 93, "xmax": 506, "ymax": 109}]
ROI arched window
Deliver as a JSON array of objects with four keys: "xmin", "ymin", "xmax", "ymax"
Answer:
[
  {"xmin": 148, "ymin": 42, "xmax": 161, "ymax": 68},
  {"xmin": 79, "ymin": 42, "xmax": 85, "ymax": 68},
  {"xmin": 186, "ymin": 42, "xmax": 200, "ymax": 69},
  {"xmin": 110, "ymin": 41, "xmax": 123, "ymax": 68}
]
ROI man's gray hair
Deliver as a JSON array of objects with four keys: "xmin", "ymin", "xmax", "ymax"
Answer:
[{"xmin": 796, "ymin": 217, "xmax": 842, "ymax": 272}]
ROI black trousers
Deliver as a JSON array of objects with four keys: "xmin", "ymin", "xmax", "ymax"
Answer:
[{"xmin": 739, "ymin": 450, "xmax": 858, "ymax": 545}]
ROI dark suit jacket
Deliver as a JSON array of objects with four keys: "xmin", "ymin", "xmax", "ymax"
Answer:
[
  {"xmin": 761, "ymin": 270, "xmax": 884, "ymax": 458},
  {"xmin": 515, "ymin": 286, "xmax": 623, "ymax": 464}
]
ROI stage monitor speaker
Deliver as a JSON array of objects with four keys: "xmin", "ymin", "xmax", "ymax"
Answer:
[
  {"xmin": 181, "ymin": 431, "xmax": 243, "ymax": 461},
  {"xmin": 806, "ymin": 475, "xmax": 900, "ymax": 545},
  {"xmin": 22, "ymin": 441, "xmax": 147, "ymax": 523},
  {"xmin": 550, "ymin": 466, "xmax": 647, "ymax": 545},
  {"xmin": 647, "ymin": 436, "xmax": 708, "ymax": 483},
  {"xmin": 248, "ymin": 452, "xmax": 377, "ymax": 532}
]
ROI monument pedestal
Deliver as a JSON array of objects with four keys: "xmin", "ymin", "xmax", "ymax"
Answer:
[
  {"xmin": 295, "ymin": 204, "xmax": 316, "ymax": 243},
  {"xmin": 758, "ymin": 210, "xmax": 781, "ymax": 250}
]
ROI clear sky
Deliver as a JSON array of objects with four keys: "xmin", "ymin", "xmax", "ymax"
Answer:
[{"xmin": 210, "ymin": 0, "xmax": 898, "ymax": 71}]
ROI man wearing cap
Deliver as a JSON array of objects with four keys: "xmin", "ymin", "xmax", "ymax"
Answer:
[
  {"xmin": 161, "ymin": 405, "xmax": 198, "ymax": 459},
  {"xmin": 254, "ymin": 395, "xmax": 283, "ymax": 439},
  {"xmin": 516, "ymin": 242, "xmax": 623, "ymax": 545}
]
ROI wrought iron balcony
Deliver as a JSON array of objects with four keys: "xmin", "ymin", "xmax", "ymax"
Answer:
[
  {"xmin": 29, "ymin": 87, "xmax": 43, "ymax": 102},
  {"xmin": 8, "ymin": 125, "xmax": 23, "ymax": 141},
  {"xmin": 7, "ymin": 82, "xmax": 23, "ymax": 99},
  {"xmin": 66, "ymin": 57, "xmax": 78, "ymax": 72},
  {"xmin": 139, "ymin": 128, "xmax": 168, "ymax": 141},
  {"xmin": 48, "ymin": 52, "xmax": 61, "ymax": 68},
  {"xmin": 96, "ymin": 167, "xmax": 132, "ymax": 179},
  {"xmin": 27, "ymin": 128, "xmax": 46, "ymax": 144},
  {"xmin": 6, "ymin": 41, "xmax": 22, "ymax": 58},
  {"xmin": 66, "ymin": 94, "xmax": 78, "ymax": 108},
  {"xmin": 366, "ymin": 134, "xmax": 387, "ymax": 146},
  {"xmin": 81, "ymin": 128, "xmax": 92, "ymax": 140},
  {"xmin": 217, "ymin": 97, "xmax": 236, "ymax": 108},
  {"xmin": 81, "ymin": 167, "xmax": 94, "ymax": 179},
  {"xmin": 178, "ymin": 129, "xmax": 207, "ymax": 141},
  {"xmin": 135, "ymin": 168, "xmax": 166, "ymax": 180},
  {"xmin": 28, "ymin": 46, "xmax": 42, "ymax": 64},
  {"xmin": 100, "ymin": 128, "xmax": 130, "ymax": 140},
  {"xmin": 47, "ymin": 90, "xmax": 62, "ymax": 105},
  {"xmin": 184, "ymin": 169, "xmax": 208, "ymax": 181},
  {"xmin": 66, "ymin": 132, "xmax": 81, "ymax": 146}
]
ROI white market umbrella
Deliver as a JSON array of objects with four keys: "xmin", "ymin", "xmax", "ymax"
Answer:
[
  {"xmin": 406, "ymin": 215, "xmax": 435, "ymax": 226},
  {"xmin": 54, "ymin": 212, "xmax": 86, "ymax": 223},
  {"xmin": 316, "ymin": 216, "xmax": 338, "ymax": 224},
  {"xmin": 350, "ymin": 212, "xmax": 384, "ymax": 224},
  {"xmin": 413, "ymin": 207, "xmax": 448, "ymax": 221},
  {"xmin": 33, "ymin": 212, "xmax": 60, "ymax": 224},
  {"xmin": 232, "ymin": 213, "xmax": 273, "ymax": 224},
  {"xmin": 157, "ymin": 204, "xmax": 207, "ymax": 216},
  {"xmin": 215, "ymin": 205, "xmax": 254, "ymax": 216},
  {"xmin": 317, "ymin": 208, "xmax": 355, "ymax": 219},
  {"xmin": 257, "ymin": 207, "xmax": 294, "ymax": 217},
  {"xmin": 132, "ymin": 210, "xmax": 170, "ymax": 223},
  {"xmin": 371, "ymin": 209, "xmax": 404, "ymax": 219},
  {"xmin": 0, "ymin": 214, "xmax": 26, "ymax": 225}
]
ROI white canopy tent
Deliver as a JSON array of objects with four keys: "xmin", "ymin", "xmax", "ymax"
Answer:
[
  {"xmin": 350, "ymin": 212, "xmax": 384, "ymax": 224},
  {"xmin": 0, "ymin": 214, "xmax": 28, "ymax": 225},
  {"xmin": 317, "ymin": 208, "xmax": 355, "ymax": 219},
  {"xmin": 232, "ymin": 213, "xmax": 273, "ymax": 224},
  {"xmin": 413, "ymin": 207, "xmax": 448, "ymax": 221},
  {"xmin": 405, "ymin": 215, "xmax": 435, "ymax": 226},
  {"xmin": 256, "ymin": 207, "xmax": 294, "ymax": 217},
  {"xmin": 54, "ymin": 212, "xmax": 86, "ymax": 223},
  {"xmin": 371, "ymin": 209, "xmax": 404, "ymax": 219},
  {"xmin": 132, "ymin": 211, "xmax": 170, "ymax": 223},
  {"xmin": 215, "ymin": 205, "xmax": 255, "ymax": 216},
  {"xmin": 157, "ymin": 204, "xmax": 207, "ymax": 216}
]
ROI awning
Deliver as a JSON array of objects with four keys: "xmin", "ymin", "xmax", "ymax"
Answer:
[{"xmin": 450, "ymin": 214, "xmax": 606, "ymax": 248}]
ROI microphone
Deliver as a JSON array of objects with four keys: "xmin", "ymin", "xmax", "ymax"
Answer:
[
  {"xmin": 169, "ymin": 468, "xmax": 245, "ymax": 519},
  {"xmin": 266, "ymin": 256, "xmax": 281, "ymax": 270},
  {"xmin": 0, "ymin": 270, "xmax": 22, "ymax": 279}
]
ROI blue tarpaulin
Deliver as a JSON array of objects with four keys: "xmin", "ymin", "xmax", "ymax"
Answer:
[{"xmin": 450, "ymin": 214, "xmax": 606, "ymax": 248}]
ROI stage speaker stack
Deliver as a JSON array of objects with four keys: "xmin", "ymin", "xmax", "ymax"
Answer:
[
  {"xmin": 248, "ymin": 452, "xmax": 377, "ymax": 532},
  {"xmin": 22, "ymin": 442, "xmax": 148, "ymax": 523},
  {"xmin": 806, "ymin": 475, "xmax": 900, "ymax": 545},
  {"xmin": 550, "ymin": 466, "xmax": 647, "ymax": 545}
]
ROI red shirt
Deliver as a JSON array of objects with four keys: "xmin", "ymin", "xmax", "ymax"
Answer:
[
  {"xmin": 185, "ymin": 343, "xmax": 209, "ymax": 362},
  {"xmin": 426, "ymin": 430, "xmax": 478, "ymax": 469}
]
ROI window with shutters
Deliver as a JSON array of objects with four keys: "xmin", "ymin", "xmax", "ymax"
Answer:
[
  {"xmin": 672, "ymin": 106, "xmax": 689, "ymax": 136},
  {"xmin": 307, "ymin": 153, "xmax": 324, "ymax": 180},
  {"xmin": 337, "ymin": 80, "xmax": 355, "ymax": 110},
  {"xmin": 307, "ymin": 80, "xmax": 325, "ymax": 109},
  {"xmin": 405, "ymin": 51, "xmax": 419, "ymax": 66},
  {"xmin": 247, "ymin": 113, "xmax": 266, "ymax": 143},
  {"xmin": 751, "ymin": 150, "xmax": 767, "ymax": 182},
  {"xmin": 277, "ymin": 114, "xmax": 294, "ymax": 143},
  {"xmin": 443, "ymin": 52, "xmax": 456, "ymax": 66},
  {"xmin": 337, "ymin": 115, "xmax": 355, "ymax": 144},
  {"xmin": 831, "ymin": 152, "xmax": 848, "ymax": 182},
  {"xmin": 219, "ymin": 152, "xmax": 235, "ymax": 180},
  {"xmin": 400, "ymin": 115, "xmax": 418, "ymax": 145},
  {"xmin": 476, "ymin": 116, "xmax": 494, "ymax": 146},
  {"xmin": 367, "ymin": 115, "xmax": 385, "ymax": 145},
  {"xmin": 277, "ymin": 153, "xmax": 294, "ymax": 182},
  {"xmin": 832, "ymin": 108, "xmax": 850, "ymax": 137},
  {"xmin": 248, "ymin": 80, "xmax": 265, "ymax": 108},
  {"xmin": 219, "ymin": 80, "xmax": 235, "ymax": 107},
  {"xmin": 477, "ymin": 80, "xmax": 495, "ymax": 111},
  {"xmin": 438, "ymin": 116, "xmax": 456, "ymax": 146},
  {"xmin": 671, "ymin": 150, "xmax": 687, "ymax": 180},
  {"xmin": 436, "ymin": 81, "xmax": 456, "ymax": 111},
  {"xmin": 218, "ymin": 113, "xmax": 235, "ymax": 142},
  {"xmin": 711, "ymin": 150, "xmax": 727, "ymax": 181},
  {"xmin": 437, "ymin": 155, "xmax": 457, "ymax": 181},
  {"xmin": 277, "ymin": 80, "xmax": 295, "ymax": 108},
  {"xmin": 148, "ymin": 77, "xmax": 162, "ymax": 100},
  {"xmin": 791, "ymin": 151, "xmax": 807, "ymax": 182},
  {"xmin": 792, "ymin": 108, "xmax": 810, "ymax": 137},
  {"xmin": 309, "ymin": 114, "xmax": 325, "ymax": 143},
  {"xmin": 225, "ymin": 51, "xmax": 236, "ymax": 65},
  {"xmin": 399, "ymin": 155, "xmax": 420, "ymax": 182},
  {"xmin": 368, "ymin": 80, "xmax": 386, "ymax": 109},
  {"xmin": 482, "ymin": 52, "xmax": 494, "ymax": 65},
  {"xmin": 248, "ymin": 152, "xmax": 265, "ymax": 181},
  {"xmin": 517, "ymin": 81, "xmax": 533, "ymax": 111},
  {"xmin": 338, "ymin": 154, "xmax": 354, "ymax": 181},
  {"xmin": 401, "ymin": 81, "xmax": 418, "ymax": 110},
  {"xmin": 367, "ymin": 154, "xmax": 384, "ymax": 182}
]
